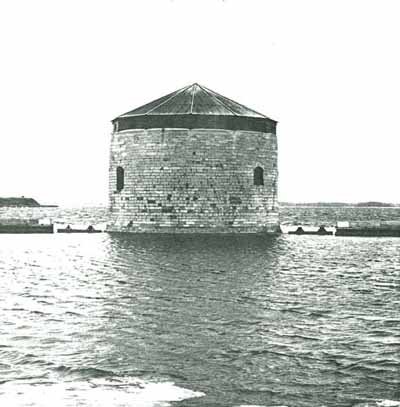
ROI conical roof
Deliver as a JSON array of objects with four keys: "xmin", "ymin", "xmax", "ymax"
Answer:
[
  {"xmin": 118, "ymin": 83, "xmax": 269, "ymax": 119},
  {"xmin": 113, "ymin": 84, "xmax": 276, "ymax": 134}
]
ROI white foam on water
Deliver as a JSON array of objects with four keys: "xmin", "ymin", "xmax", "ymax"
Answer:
[
  {"xmin": 377, "ymin": 401, "xmax": 400, "ymax": 407},
  {"xmin": 0, "ymin": 377, "xmax": 205, "ymax": 407},
  {"xmin": 353, "ymin": 400, "xmax": 400, "ymax": 407}
]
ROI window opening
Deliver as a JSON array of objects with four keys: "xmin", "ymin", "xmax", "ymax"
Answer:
[
  {"xmin": 254, "ymin": 166, "xmax": 264, "ymax": 186},
  {"xmin": 116, "ymin": 166, "xmax": 124, "ymax": 191}
]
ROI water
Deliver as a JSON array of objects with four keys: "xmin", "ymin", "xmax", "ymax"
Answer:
[
  {"xmin": 2, "ymin": 205, "xmax": 400, "ymax": 228},
  {"xmin": 0, "ymin": 207, "xmax": 399, "ymax": 407}
]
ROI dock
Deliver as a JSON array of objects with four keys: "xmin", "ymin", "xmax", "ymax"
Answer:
[
  {"xmin": 0, "ymin": 219, "xmax": 54, "ymax": 234},
  {"xmin": 282, "ymin": 220, "xmax": 400, "ymax": 237},
  {"xmin": 2, "ymin": 218, "xmax": 400, "ymax": 237},
  {"xmin": 335, "ymin": 220, "xmax": 400, "ymax": 237},
  {"xmin": 0, "ymin": 219, "xmax": 104, "ymax": 234}
]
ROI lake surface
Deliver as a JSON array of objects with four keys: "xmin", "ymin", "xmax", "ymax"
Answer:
[{"xmin": 0, "ymin": 207, "xmax": 399, "ymax": 407}]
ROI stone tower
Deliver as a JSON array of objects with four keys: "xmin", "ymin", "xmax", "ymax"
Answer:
[{"xmin": 108, "ymin": 83, "xmax": 279, "ymax": 233}]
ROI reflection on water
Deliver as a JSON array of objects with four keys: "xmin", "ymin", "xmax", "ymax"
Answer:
[{"xmin": 0, "ymin": 232, "xmax": 399, "ymax": 407}]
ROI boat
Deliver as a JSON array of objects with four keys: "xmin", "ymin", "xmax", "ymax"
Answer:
[
  {"xmin": 57, "ymin": 225, "xmax": 102, "ymax": 233},
  {"xmin": 288, "ymin": 226, "xmax": 333, "ymax": 236}
]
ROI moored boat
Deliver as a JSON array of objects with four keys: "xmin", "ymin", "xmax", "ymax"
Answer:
[{"xmin": 57, "ymin": 225, "xmax": 102, "ymax": 233}]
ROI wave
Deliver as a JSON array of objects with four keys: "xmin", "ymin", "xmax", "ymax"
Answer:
[
  {"xmin": 236, "ymin": 405, "xmax": 288, "ymax": 407},
  {"xmin": 52, "ymin": 365, "xmax": 114, "ymax": 379}
]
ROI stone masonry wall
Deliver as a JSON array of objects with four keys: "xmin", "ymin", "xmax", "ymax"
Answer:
[{"xmin": 107, "ymin": 128, "xmax": 279, "ymax": 233}]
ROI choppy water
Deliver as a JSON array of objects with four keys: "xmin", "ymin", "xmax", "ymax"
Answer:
[{"xmin": 0, "ymin": 207, "xmax": 399, "ymax": 407}]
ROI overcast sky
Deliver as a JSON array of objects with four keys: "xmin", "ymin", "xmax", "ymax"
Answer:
[{"xmin": 1, "ymin": 0, "xmax": 399, "ymax": 206}]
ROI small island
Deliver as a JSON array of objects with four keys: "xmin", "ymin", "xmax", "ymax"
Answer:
[{"xmin": 0, "ymin": 197, "xmax": 57, "ymax": 208}]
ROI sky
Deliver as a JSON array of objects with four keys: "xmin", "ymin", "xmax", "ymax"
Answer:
[{"xmin": 0, "ymin": 0, "xmax": 399, "ymax": 206}]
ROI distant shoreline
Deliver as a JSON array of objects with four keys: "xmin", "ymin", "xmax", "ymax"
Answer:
[
  {"xmin": 0, "ymin": 197, "xmax": 397, "ymax": 209},
  {"xmin": 0, "ymin": 197, "xmax": 58, "ymax": 208},
  {"xmin": 280, "ymin": 202, "xmax": 399, "ymax": 208}
]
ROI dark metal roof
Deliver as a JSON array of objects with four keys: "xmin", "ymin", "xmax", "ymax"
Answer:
[{"xmin": 113, "ymin": 83, "xmax": 276, "ymax": 133}]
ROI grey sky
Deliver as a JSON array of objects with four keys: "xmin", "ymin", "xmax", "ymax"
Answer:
[{"xmin": 1, "ymin": 0, "xmax": 399, "ymax": 206}]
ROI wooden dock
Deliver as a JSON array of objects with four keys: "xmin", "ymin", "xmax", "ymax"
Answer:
[
  {"xmin": 0, "ymin": 219, "xmax": 54, "ymax": 234},
  {"xmin": 283, "ymin": 220, "xmax": 400, "ymax": 237},
  {"xmin": 0, "ymin": 219, "xmax": 104, "ymax": 234}
]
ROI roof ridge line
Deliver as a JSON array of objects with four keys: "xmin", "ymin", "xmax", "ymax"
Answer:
[
  {"xmin": 145, "ymin": 84, "xmax": 192, "ymax": 115},
  {"xmin": 197, "ymin": 83, "xmax": 238, "ymax": 116},
  {"xmin": 200, "ymin": 84, "xmax": 267, "ymax": 118},
  {"xmin": 190, "ymin": 84, "xmax": 196, "ymax": 114}
]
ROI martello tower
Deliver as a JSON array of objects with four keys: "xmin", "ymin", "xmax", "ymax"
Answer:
[{"xmin": 108, "ymin": 83, "xmax": 279, "ymax": 233}]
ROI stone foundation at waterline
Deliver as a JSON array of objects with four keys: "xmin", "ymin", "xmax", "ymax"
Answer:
[{"xmin": 107, "ymin": 84, "xmax": 279, "ymax": 234}]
